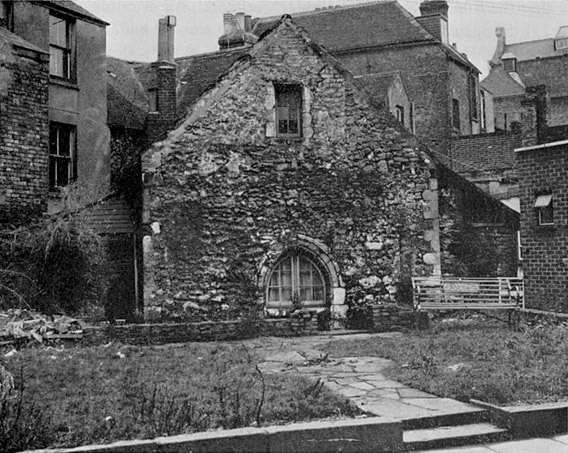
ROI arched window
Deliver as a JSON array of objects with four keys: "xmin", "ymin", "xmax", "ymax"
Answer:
[{"xmin": 266, "ymin": 252, "xmax": 327, "ymax": 312}]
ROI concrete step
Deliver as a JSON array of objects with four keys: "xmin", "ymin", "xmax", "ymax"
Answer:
[
  {"xmin": 402, "ymin": 407, "xmax": 490, "ymax": 430},
  {"xmin": 403, "ymin": 422, "xmax": 511, "ymax": 451}
]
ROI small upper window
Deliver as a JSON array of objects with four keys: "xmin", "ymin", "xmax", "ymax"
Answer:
[
  {"xmin": 275, "ymin": 84, "xmax": 302, "ymax": 137},
  {"xmin": 0, "ymin": 1, "xmax": 13, "ymax": 30},
  {"xmin": 49, "ymin": 122, "xmax": 76, "ymax": 188},
  {"xmin": 502, "ymin": 58, "xmax": 517, "ymax": 73},
  {"xmin": 395, "ymin": 105, "xmax": 404, "ymax": 124},
  {"xmin": 535, "ymin": 194, "xmax": 554, "ymax": 225},
  {"xmin": 50, "ymin": 14, "xmax": 74, "ymax": 80},
  {"xmin": 452, "ymin": 98, "xmax": 460, "ymax": 132},
  {"xmin": 468, "ymin": 74, "xmax": 478, "ymax": 121}
]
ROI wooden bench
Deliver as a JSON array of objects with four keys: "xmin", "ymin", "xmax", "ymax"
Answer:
[{"xmin": 412, "ymin": 277, "xmax": 524, "ymax": 325}]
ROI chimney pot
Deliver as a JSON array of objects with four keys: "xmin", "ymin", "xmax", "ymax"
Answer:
[
  {"xmin": 158, "ymin": 15, "xmax": 176, "ymax": 62},
  {"xmin": 235, "ymin": 12, "xmax": 245, "ymax": 30},
  {"xmin": 244, "ymin": 14, "xmax": 252, "ymax": 32}
]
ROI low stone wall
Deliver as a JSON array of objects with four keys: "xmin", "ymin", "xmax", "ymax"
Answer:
[
  {"xmin": 368, "ymin": 303, "xmax": 429, "ymax": 332},
  {"xmin": 520, "ymin": 308, "xmax": 568, "ymax": 325},
  {"xmin": 82, "ymin": 312, "xmax": 319, "ymax": 346},
  {"xmin": 30, "ymin": 417, "xmax": 403, "ymax": 453}
]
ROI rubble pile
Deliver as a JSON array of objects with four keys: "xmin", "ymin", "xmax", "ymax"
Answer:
[{"xmin": 0, "ymin": 309, "xmax": 83, "ymax": 344}]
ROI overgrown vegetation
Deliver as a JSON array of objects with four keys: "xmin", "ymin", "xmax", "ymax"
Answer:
[
  {"xmin": 323, "ymin": 317, "xmax": 568, "ymax": 405},
  {"xmin": 1, "ymin": 342, "xmax": 357, "ymax": 449},
  {"xmin": 0, "ymin": 185, "xmax": 108, "ymax": 320}
]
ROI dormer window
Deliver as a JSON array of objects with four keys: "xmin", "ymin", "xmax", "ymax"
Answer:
[
  {"xmin": 554, "ymin": 26, "xmax": 568, "ymax": 50},
  {"xmin": 275, "ymin": 84, "xmax": 302, "ymax": 137},
  {"xmin": 502, "ymin": 54, "xmax": 517, "ymax": 72},
  {"xmin": 555, "ymin": 38, "xmax": 568, "ymax": 50}
]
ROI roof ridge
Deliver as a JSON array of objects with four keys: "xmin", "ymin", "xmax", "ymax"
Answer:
[{"xmin": 256, "ymin": 0, "xmax": 396, "ymax": 22}]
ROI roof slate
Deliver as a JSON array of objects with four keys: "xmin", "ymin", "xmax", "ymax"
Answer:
[
  {"xmin": 176, "ymin": 48, "xmax": 248, "ymax": 119},
  {"xmin": 504, "ymin": 38, "xmax": 567, "ymax": 62},
  {"xmin": 0, "ymin": 26, "xmax": 46, "ymax": 54},
  {"xmin": 481, "ymin": 69, "xmax": 525, "ymax": 98},
  {"xmin": 252, "ymin": 1, "xmax": 433, "ymax": 52},
  {"xmin": 34, "ymin": 1, "xmax": 108, "ymax": 26}
]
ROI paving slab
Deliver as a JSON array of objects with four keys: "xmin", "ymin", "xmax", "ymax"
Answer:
[{"xmin": 487, "ymin": 437, "xmax": 568, "ymax": 453}]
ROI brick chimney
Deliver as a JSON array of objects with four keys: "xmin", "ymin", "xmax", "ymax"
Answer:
[
  {"xmin": 148, "ymin": 16, "xmax": 177, "ymax": 143},
  {"xmin": 521, "ymin": 85, "xmax": 549, "ymax": 147},
  {"xmin": 416, "ymin": 0, "xmax": 449, "ymax": 43},
  {"xmin": 489, "ymin": 27, "xmax": 507, "ymax": 69},
  {"xmin": 218, "ymin": 12, "xmax": 258, "ymax": 50}
]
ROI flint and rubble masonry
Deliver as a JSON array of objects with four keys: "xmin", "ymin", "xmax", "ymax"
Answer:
[{"xmin": 142, "ymin": 19, "xmax": 441, "ymax": 324}]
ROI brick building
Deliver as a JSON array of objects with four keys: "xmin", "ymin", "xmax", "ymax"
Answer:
[
  {"xmin": 141, "ymin": 16, "xmax": 518, "ymax": 327},
  {"xmin": 483, "ymin": 25, "xmax": 568, "ymax": 131},
  {"xmin": 0, "ymin": 0, "xmax": 110, "ymax": 215},
  {"xmin": 0, "ymin": 22, "xmax": 49, "ymax": 221},
  {"xmin": 517, "ymin": 139, "xmax": 568, "ymax": 312}
]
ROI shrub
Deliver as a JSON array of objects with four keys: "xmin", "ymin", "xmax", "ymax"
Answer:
[{"xmin": 0, "ymin": 185, "xmax": 109, "ymax": 317}]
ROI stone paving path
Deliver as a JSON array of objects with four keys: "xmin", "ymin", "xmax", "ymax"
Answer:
[
  {"xmin": 424, "ymin": 435, "xmax": 568, "ymax": 452},
  {"xmin": 243, "ymin": 332, "xmax": 482, "ymax": 423}
]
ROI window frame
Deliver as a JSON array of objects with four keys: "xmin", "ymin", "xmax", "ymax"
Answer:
[
  {"xmin": 0, "ymin": 1, "xmax": 13, "ymax": 31},
  {"xmin": 49, "ymin": 12, "xmax": 76, "ymax": 81},
  {"xmin": 555, "ymin": 38, "xmax": 568, "ymax": 50},
  {"xmin": 468, "ymin": 73, "xmax": 479, "ymax": 121},
  {"xmin": 49, "ymin": 122, "xmax": 77, "ymax": 189},
  {"xmin": 266, "ymin": 253, "xmax": 326, "ymax": 308},
  {"xmin": 275, "ymin": 83, "xmax": 302, "ymax": 138},
  {"xmin": 535, "ymin": 194, "xmax": 554, "ymax": 226},
  {"xmin": 502, "ymin": 58, "xmax": 517, "ymax": 73},
  {"xmin": 395, "ymin": 105, "xmax": 404, "ymax": 124}
]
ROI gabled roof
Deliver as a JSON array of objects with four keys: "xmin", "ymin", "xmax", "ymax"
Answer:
[
  {"xmin": 0, "ymin": 26, "xmax": 47, "ymax": 54},
  {"xmin": 251, "ymin": 1, "xmax": 434, "ymax": 52},
  {"xmin": 355, "ymin": 71, "xmax": 404, "ymax": 103},
  {"xmin": 106, "ymin": 57, "xmax": 150, "ymax": 129},
  {"xmin": 176, "ymin": 48, "xmax": 248, "ymax": 119},
  {"xmin": 32, "ymin": 1, "xmax": 109, "ymax": 26},
  {"xmin": 481, "ymin": 69, "xmax": 525, "ymax": 98}
]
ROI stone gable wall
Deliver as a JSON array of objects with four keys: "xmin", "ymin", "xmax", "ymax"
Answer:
[
  {"xmin": 518, "ymin": 144, "xmax": 568, "ymax": 312},
  {"xmin": 142, "ymin": 22, "xmax": 440, "ymax": 325},
  {"xmin": 0, "ymin": 44, "xmax": 49, "ymax": 220}
]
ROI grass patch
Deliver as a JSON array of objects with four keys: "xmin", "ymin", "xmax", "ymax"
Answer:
[
  {"xmin": 1, "ymin": 342, "xmax": 357, "ymax": 450},
  {"xmin": 323, "ymin": 318, "xmax": 568, "ymax": 406}
]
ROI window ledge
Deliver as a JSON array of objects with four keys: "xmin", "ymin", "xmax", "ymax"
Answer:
[{"xmin": 50, "ymin": 77, "xmax": 79, "ymax": 91}]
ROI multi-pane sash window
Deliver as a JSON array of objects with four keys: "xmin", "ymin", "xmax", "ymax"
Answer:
[
  {"xmin": 50, "ymin": 14, "xmax": 73, "ymax": 79},
  {"xmin": 267, "ymin": 254, "xmax": 325, "ymax": 309},
  {"xmin": 49, "ymin": 122, "xmax": 76, "ymax": 188},
  {"xmin": 275, "ymin": 84, "xmax": 302, "ymax": 137}
]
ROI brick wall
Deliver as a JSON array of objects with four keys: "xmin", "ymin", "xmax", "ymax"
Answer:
[
  {"xmin": 142, "ymin": 19, "xmax": 441, "ymax": 325},
  {"xmin": 147, "ymin": 62, "xmax": 177, "ymax": 143},
  {"xmin": 337, "ymin": 44, "xmax": 478, "ymax": 161},
  {"xmin": 517, "ymin": 57, "xmax": 568, "ymax": 127},
  {"xmin": 0, "ymin": 43, "xmax": 49, "ymax": 221},
  {"xmin": 518, "ymin": 143, "xmax": 568, "ymax": 312}
]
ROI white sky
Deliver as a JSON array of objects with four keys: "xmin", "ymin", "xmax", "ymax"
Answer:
[{"xmin": 78, "ymin": 0, "xmax": 568, "ymax": 76}]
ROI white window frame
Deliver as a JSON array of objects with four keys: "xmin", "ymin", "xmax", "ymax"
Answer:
[{"xmin": 535, "ymin": 194, "xmax": 554, "ymax": 226}]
